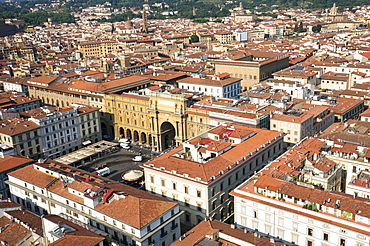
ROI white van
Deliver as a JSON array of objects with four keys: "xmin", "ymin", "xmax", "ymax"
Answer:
[
  {"xmin": 119, "ymin": 138, "xmax": 130, "ymax": 144},
  {"xmin": 120, "ymin": 143, "xmax": 131, "ymax": 149},
  {"xmin": 94, "ymin": 167, "xmax": 110, "ymax": 176},
  {"xmin": 132, "ymin": 156, "xmax": 143, "ymax": 162}
]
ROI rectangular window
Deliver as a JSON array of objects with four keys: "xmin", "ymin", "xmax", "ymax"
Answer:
[
  {"xmin": 265, "ymin": 225, "xmax": 272, "ymax": 234},
  {"xmin": 292, "ymin": 222, "xmax": 298, "ymax": 232},
  {"xmin": 252, "ymin": 220, "xmax": 258, "ymax": 229},
  {"xmin": 277, "ymin": 228, "xmax": 284, "ymax": 238},
  {"xmin": 278, "ymin": 217, "xmax": 284, "ymax": 226},
  {"xmin": 184, "ymin": 186, "xmax": 188, "ymax": 194},
  {"xmin": 308, "ymin": 228, "xmax": 313, "ymax": 236},
  {"xmin": 241, "ymin": 206, "xmax": 246, "ymax": 215},
  {"xmin": 291, "ymin": 233, "xmax": 298, "ymax": 244},
  {"xmin": 265, "ymin": 213, "xmax": 271, "ymax": 222},
  {"xmin": 323, "ymin": 233, "xmax": 329, "ymax": 241},
  {"xmin": 340, "ymin": 239, "xmax": 345, "ymax": 246},
  {"xmin": 185, "ymin": 213, "xmax": 190, "ymax": 222},
  {"xmin": 240, "ymin": 216, "xmax": 247, "ymax": 226}
]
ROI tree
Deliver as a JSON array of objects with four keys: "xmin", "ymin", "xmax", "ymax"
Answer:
[
  {"xmin": 294, "ymin": 23, "xmax": 298, "ymax": 32},
  {"xmin": 312, "ymin": 24, "xmax": 322, "ymax": 33},
  {"xmin": 193, "ymin": 18, "xmax": 208, "ymax": 23},
  {"xmin": 190, "ymin": 34, "xmax": 199, "ymax": 43},
  {"xmin": 298, "ymin": 21, "xmax": 304, "ymax": 33}
]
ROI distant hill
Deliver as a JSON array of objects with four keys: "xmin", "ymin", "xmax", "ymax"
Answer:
[{"xmin": 0, "ymin": 0, "xmax": 367, "ymax": 25}]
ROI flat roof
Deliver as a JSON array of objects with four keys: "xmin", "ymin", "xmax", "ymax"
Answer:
[{"xmin": 54, "ymin": 141, "xmax": 119, "ymax": 165}]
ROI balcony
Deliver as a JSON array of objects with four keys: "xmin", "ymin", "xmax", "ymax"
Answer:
[
  {"xmin": 160, "ymin": 231, "xmax": 168, "ymax": 238},
  {"xmin": 171, "ymin": 223, "xmax": 178, "ymax": 230}
]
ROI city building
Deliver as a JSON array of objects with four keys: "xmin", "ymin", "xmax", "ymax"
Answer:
[
  {"xmin": 177, "ymin": 75, "xmax": 241, "ymax": 99},
  {"xmin": 7, "ymin": 159, "xmax": 182, "ymax": 246},
  {"xmin": 231, "ymin": 138, "xmax": 369, "ymax": 246},
  {"xmin": 0, "ymin": 208, "xmax": 44, "ymax": 245},
  {"xmin": 270, "ymin": 112, "xmax": 314, "ymax": 145},
  {"xmin": 0, "ymin": 155, "xmax": 32, "ymax": 197},
  {"xmin": 320, "ymin": 72, "xmax": 350, "ymax": 91},
  {"xmin": 106, "ymin": 91, "xmax": 189, "ymax": 151},
  {"xmin": 0, "ymin": 117, "xmax": 42, "ymax": 159},
  {"xmin": 0, "ymin": 92, "xmax": 41, "ymax": 113},
  {"xmin": 77, "ymin": 41, "xmax": 118, "ymax": 58},
  {"xmin": 26, "ymin": 105, "xmax": 81, "ymax": 159},
  {"xmin": 270, "ymin": 105, "xmax": 334, "ymax": 145},
  {"xmin": 214, "ymin": 51, "xmax": 290, "ymax": 90},
  {"xmin": 172, "ymin": 219, "xmax": 296, "ymax": 246},
  {"xmin": 141, "ymin": 123, "xmax": 285, "ymax": 231},
  {"xmin": 42, "ymin": 214, "xmax": 104, "ymax": 246}
]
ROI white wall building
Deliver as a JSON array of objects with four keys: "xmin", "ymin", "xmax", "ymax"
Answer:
[
  {"xmin": 177, "ymin": 76, "xmax": 241, "ymax": 99},
  {"xmin": 25, "ymin": 105, "xmax": 101, "ymax": 159},
  {"xmin": 28, "ymin": 106, "xmax": 82, "ymax": 159},
  {"xmin": 268, "ymin": 79, "xmax": 312, "ymax": 99},
  {"xmin": 232, "ymin": 138, "xmax": 370, "ymax": 246},
  {"xmin": 7, "ymin": 160, "xmax": 182, "ymax": 246},
  {"xmin": 141, "ymin": 123, "xmax": 285, "ymax": 231}
]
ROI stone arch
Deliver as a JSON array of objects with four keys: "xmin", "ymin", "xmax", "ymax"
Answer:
[
  {"xmin": 126, "ymin": 129, "xmax": 132, "ymax": 140},
  {"xmin": 119, "ymin": 127, "xmax": 125, "ymax": 138},
  {"xmin": 160, "ymin": 122, "xmax": 176, "ymax": 150},
  {"xmin": 110, "ymin": 126, "xmax": 114, "ymax": 139},
  {"xmin": 141, "ymin": 132, "xmax": 146, "ymax": 144},
  {"xmin": 134, "ymin": 130, "xmax": 139, "ymax": 142}
]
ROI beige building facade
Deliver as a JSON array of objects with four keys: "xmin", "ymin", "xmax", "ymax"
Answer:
[
  {"xmin": 214, "ymin": 56, "xmax": 289, "ymax": 90},
  {"xmin": 77, "ymin": 41, "xmax": 118, "ymax": 58},
  {"xmin": 105, "ymin": 92, "xmax": 189, "ymax": 151}
]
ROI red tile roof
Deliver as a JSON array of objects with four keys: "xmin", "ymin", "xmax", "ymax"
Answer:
[{"xmin": 0, "ymin": 155, "xmax": 32, "ymax": 173}]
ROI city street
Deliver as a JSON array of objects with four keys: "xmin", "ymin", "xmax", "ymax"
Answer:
[{"xmin": 79, "ymin": 143, "xmax": 158, "ymax": 183}]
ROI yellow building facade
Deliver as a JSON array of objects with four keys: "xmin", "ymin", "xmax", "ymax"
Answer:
[
  {"xmin": 105, "ymin": 92, "xmax": 191, "ymax": 151},
  {"xmin": 214, "ymin": 56, "xmax": 290, "ymax": 90},
  {"xmin": 77, "ymin": 41, "xmax": 118, "ymax": 57}
]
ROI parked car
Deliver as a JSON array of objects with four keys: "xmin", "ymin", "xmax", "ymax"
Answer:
[
  {"xmin": 121, "ymin": 143, "xmax": 131, "ymax": 149},
  {"xmin": 119, "ymin": 138, "xmax": 130, "ymax": 144},
  {"xmin": 132, "ymin": 156, "xmax": 143, "ymax": 162}
]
